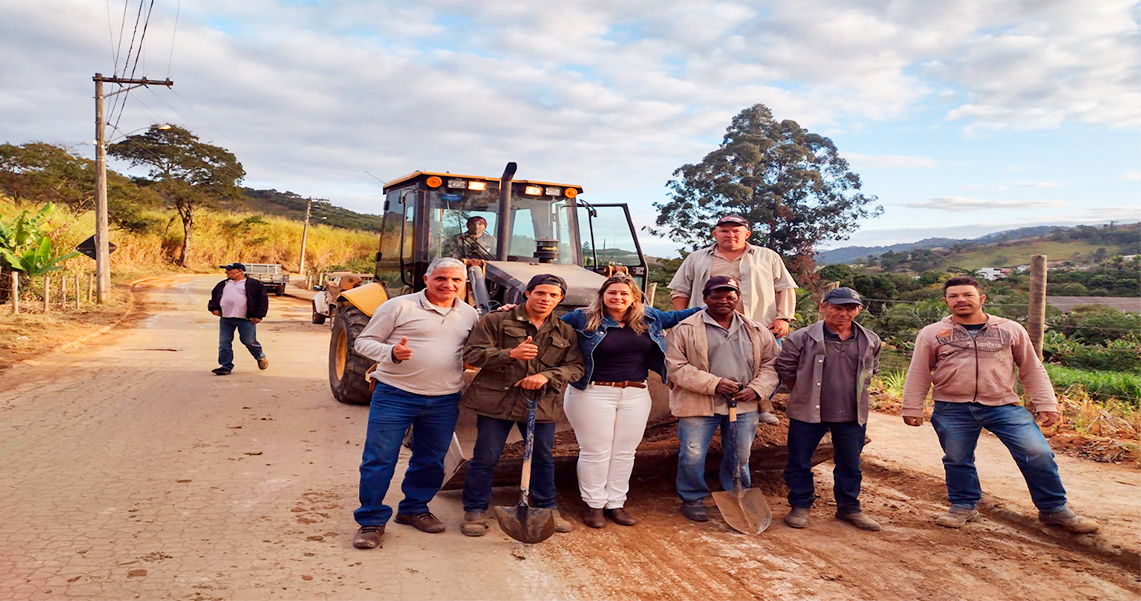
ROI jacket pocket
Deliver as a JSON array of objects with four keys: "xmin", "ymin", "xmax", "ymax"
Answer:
[
  {"xmin": 540, "ymin": 336, "xmax": 572, "ymax": 366},
  {"xmin": 503, "ymin": 325, "xmax": 529, "ymax": 344}
]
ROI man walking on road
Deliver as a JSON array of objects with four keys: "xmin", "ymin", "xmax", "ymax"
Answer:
[
  {"xmin": 902, "ymin": 276, "xmax": 1098, "ymax": 533},
  {"xmin": 776, "ymin": 287, "xmax": 882, "ymax": 531},
  {"xmin": 207, "ymin": 262, "xmax": 269, "ymax": 375},
  {"xmin": 351, "ymin": 257, "xmax": 480, "ymax": 550},
  {"xmin": 458, "ymin": 274, "xmax": 584, "ymax": 537},
  {"xmin": 665, "ymin": 276, "xmax": 781, "ymax": 522}
]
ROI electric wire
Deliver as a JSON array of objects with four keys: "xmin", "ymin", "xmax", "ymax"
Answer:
[
  {"xmin": 104, "ymin": 0, "xmax": 118, "ymax": 72},
  {"xmin": 108, "ymin": 0, "xmax": 146, "ymax": 128},
  {"xmin": 111, "ymin": 0, "xmax": 157, "ymax": 138},
  {"xmin": 166, "ymin": 0, "xmax": 181, "ymax": 77}
]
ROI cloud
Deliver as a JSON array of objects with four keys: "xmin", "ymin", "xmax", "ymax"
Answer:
[
  {"xmin": 1123, "ymin": 170, "xmax": 1141, "ymax": 181},
  {"xmin": 1017, "ymin": 181, "xmax": 1062, "ymax": 188},
  {"xmin": 845, "ymin": 153, "xmax": 937, "ymax": 169},
  {"xmin": 905, "ymin": 196, "xmax": 1066, "ymax": 211}
]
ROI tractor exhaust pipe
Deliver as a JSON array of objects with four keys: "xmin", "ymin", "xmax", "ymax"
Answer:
[{"xmin": 496, "ymin": 162, "xmax": 517, "ymax": 261}]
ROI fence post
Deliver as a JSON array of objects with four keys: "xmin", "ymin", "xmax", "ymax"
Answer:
[
  {"xmin": 75, "ymin": 274, "xmax": 81, "ymax": 309},
  {"xmin": 1027, "ymin": 254, "xmax": 1048, "ymax": 361},
  {"xmin": 9, "ymin": 272, "xmax": 17, "ymax": 315},
  {"xmin": 43, "ymin": 276, "xmax": 50, "ymax": 313},
  {"xmin": 60, "ymin": 275, "xmax": 68, "ymax": 309},
  {"xmin": 87, "ymin": 272, "xmax": 94, "ymax": 303}
]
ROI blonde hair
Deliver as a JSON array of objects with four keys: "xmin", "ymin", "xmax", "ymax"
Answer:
[{"xmin": 583, "ymin": 275, "xmax": 648, "ymax": 335}]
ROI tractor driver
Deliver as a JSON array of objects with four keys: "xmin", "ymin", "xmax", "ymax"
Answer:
[{"xmin": 447, "ymin": 216, "xmax": 497, "ymax": 260}]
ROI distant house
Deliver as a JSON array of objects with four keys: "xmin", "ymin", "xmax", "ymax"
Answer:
[
  {"xmin": 1047, "ymin": 296, "xmax": 1141, "ymax": 314},
  {"xmin": 976, "ymin": 267, "xmax": 1012, "ymax": 281}
]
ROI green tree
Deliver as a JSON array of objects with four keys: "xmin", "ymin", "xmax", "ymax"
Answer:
[
  {"xmin": 651, "ymin": 104, "xmax": 881, "ymax": 276},
  {"xmin": 108, "ymin": 125, "xmax": 245, "ymax": 266}
]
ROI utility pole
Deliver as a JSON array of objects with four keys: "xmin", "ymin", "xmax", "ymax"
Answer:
[
  {"xmin": 1027, "ymin": 254, "xmax": 1048, "ymax": 360},
  {"xmin": 299, "ymin": 197, "xmax": 312, "ymax": 277},
  {"xmin": 93, "ymin": 73, "xmax": 173, "ymax": 303}
]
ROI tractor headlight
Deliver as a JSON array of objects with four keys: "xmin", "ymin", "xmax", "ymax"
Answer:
[{"xmin": 468, "ymin": 181, "xmax": 487, "ymax": 191}]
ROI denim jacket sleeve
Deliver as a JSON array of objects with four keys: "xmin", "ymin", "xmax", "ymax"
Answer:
[{"xmin": 649, "ymin": 306, "xmax": 703, "ymax": 329}]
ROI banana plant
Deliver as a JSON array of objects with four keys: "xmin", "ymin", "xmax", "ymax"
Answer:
[
  {"xmin": 0, "ymin": 203, "xmax": 54, "ymax": 259},
  {"xmin": 0, "ymin": 237, "xmax": 80, "ymax": 277},
  {"xmin": 0, "ymin": 204, "xmax": 79, "ymax": 277}
]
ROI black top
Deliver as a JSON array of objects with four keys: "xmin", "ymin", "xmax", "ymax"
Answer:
[
  {"xmin": 591, "ymin": 326, "xmax": 656, "ymax": 382},
  {"xmin": 207, "ymin": 278, "xmax": 269, "ymax": 320},
  {"xmin": 961, "ymin": 322, "xmax": 986, "ymax": 339}
]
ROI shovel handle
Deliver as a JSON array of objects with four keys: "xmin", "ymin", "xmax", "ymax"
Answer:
[{"xmin": 518, "ymin": 388, "xmax": 541, "ymax": 498}]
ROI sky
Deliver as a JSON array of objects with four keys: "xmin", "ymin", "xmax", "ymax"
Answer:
[{"xmin": 1, "ymin": 0, "xmax": 1138, "ymax": 258}]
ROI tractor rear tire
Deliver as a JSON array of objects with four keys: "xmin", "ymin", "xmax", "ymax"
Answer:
[
  {"xmin": 311, "ymin": 299, "xmax": 327, "ymax": 324},
  {"xmin": 328, "ymin": 303, "xmax": 374, "ymax": 405}
]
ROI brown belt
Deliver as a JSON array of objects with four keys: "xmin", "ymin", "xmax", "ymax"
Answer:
[{"xmin": 591, "ymin": 380, "xmax": 647, "ymax": 389}]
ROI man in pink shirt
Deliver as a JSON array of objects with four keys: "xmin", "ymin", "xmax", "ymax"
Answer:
[{"xmin": 207, "ymin": 263, "xmax": 269, "ymax": 375}]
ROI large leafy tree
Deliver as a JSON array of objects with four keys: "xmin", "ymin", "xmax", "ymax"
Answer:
[
  {"xmin": 652, "ymin": 104, "xmax": 882, "ymax": 276},
  {"xmin": 108, "ymin": 125, "xmax": 244, "ymax": 266}
]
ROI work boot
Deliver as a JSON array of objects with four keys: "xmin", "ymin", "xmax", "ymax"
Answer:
[
  {"xmin": 681, "ymin": 501, "xmax": 709, "ymax": 522},
  {"xmin": 1039, "ymin": 507, "xmax": 1099, "ymax": 534},
  {"xmin": 935, "ymin": 507, "xmax": 980, "ymax": 528},
  {"xmin": 758, "ymin": 411, "xmax": 780, "ymax": 425},
  {"xmin": 460, "ymin": 511, "xmax": 489, "ymax": 537},
  {"xmin": 582, "ymin": 507, "xmax": 605, "ymax": 529},
  {"xmin": 352, "ymin": 525, "xmax": 384, "ymax": 549},
  {"xmin": 783, "ymin": 507, "xmax": 809, "ymax": 529},
  {"xmin": 605, "ymin": 507, "xmax": 637, "ymax": 526},
  {"xmin": 837, "ymin": 511, "xmax": 881, "ymax": 531},
  {"xmin": 394, "ymin": 512, "xmax": 446, "ymax": 533},
  {"xmin": 257, "ymin": 356, "xmax": 269, "ymax": 370},
  {"xmin": 211, "ymin": 367, "xmax": 232, "ymax": 376},
  {"xmin": 552, "ymin": 510, "xmax": 574, "ymax": 533}
]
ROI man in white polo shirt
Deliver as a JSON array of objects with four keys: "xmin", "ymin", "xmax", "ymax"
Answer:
[
  {"xmin": 351, "ymin": 257, "xmax": 480, "ymax": 550},
  {"xmin": 207, "ymin": 262, "xmax": 269, "ymax": 375}
]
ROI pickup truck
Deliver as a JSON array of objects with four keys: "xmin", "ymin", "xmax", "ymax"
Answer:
[
  {"xmin": 245, "ymin": 263, "xmax": 290, "ymax": 296},
  {"xmin": 311, "ymin": 272, "xmax": 373, "ymax": 324}
]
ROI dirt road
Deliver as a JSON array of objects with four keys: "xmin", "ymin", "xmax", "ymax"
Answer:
[{"xmin": 1, "ymin": 276, "xmax": 1138, "ymax": 600}]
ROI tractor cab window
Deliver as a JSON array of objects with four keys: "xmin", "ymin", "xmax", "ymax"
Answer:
[
  {"xmin": 505, "ymin": 197, "xmax": 574, "ymax": 265},
  {"xmin": 425, "ymin": 189, "xmax": 574, "ymax": 264}
]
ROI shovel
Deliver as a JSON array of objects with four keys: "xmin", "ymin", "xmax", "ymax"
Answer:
[
  {"xmin": 711, "ymin": 398, "xmax": 772, "ymax": 534},
  {"xmin": 493, "ymin": 389, "xmax": 555, "ymax": 544}
]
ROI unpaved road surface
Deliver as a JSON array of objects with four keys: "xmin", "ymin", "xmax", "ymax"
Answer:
[{"xmin": 1, "ymin": 276, "xmax": 1138, "ymax": 601}]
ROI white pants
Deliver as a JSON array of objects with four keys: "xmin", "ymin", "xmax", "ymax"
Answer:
[{"xmin": 563, "ymin": 384, "xmax": 653, "ymax": 509}]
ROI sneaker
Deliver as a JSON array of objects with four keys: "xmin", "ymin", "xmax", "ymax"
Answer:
[
  {"xmin": 681, "ymin": 502, "xmax": 709, "ymax": 522},
  {"xmin": 758, "ymin": 411, "xmax": 780, "ymax": 425},
  {"xmin": 604, "ymin": 507, "xmax": 637, "ymax": 526},
  {"xmin": 1039, "ymin": 507, "xmax": 1099, "ymax": 534},
  {"xmin": 460, "ymin": 511, "xmax": 489, "ymax": 537},
  {"xmin": 552, "ymin": 510, "xmax": 574, "ymax": 533},
  {"xmin": 784, "ymin": 507, "xmax": 809, "ymax": 529},
  {"xmin": 353, "ymin": 525, "xmax": 384, "ymax": 549},
  {"xmin": 935, "ymin": 507, "xmax": 980, "ymax": 528},
  {"xmin": 211, "ymin": 367, "xmax": 232, "ymax": 376},
  {"xmin": 837, "ymin": 511, "xmax": 880, "ymax": 531},
  {"xmin": 257, "ymin": 356, "xmax": 269, "ymax": 370},
  {"xmin": 394, "ymin": 512, "xmax": 446, "ymax": 533}
]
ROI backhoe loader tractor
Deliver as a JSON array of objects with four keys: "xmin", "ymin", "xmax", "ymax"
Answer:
[{"xmin": 328, "ymin": 162, "xmax": 648, "ymax": 406}]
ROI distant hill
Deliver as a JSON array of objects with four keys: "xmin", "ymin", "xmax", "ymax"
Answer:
[
  {"xmin": 818, "ymin": 224, "xmax": 1091, "ymax": 265},
  {"xmin": 235, "ymin": 188, "xmax": 384, "ymax": 232}
]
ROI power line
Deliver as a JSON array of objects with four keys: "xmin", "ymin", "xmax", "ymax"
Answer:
[
  {"xmin": 108, "ymin": 0, "xmax": 146, "ymax": 127},
  {"xmin": 170, "ymin": 87, "xmax": 247, "ymax": 155},
  {"xmin": 111, "ymin": 0, "xmax": 157, "ymax": 138},
  {"xmin": 166, "ymin": 0, "xmax": 181, "ymax": 77},
  {"xmin": 104, "ymin": 0, "xmax": 118, "ymax": 70}
]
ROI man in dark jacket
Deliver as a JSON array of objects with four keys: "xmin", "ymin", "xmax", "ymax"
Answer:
[
  {"xmin": 207, "ymin": 262, "xmax": 269, "ymax": 375},
  {"xmin": 775, "ymin": 287, "xmax": 881, "ymax": 531},
  {"xmin": 458, "ymin": 274, "xmax": 584, "ymax": 536}
]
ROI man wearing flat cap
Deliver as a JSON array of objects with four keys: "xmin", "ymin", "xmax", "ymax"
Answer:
[
  {"xmin": 458, "ymin": 273, "xmax": 585, "ymax": 536},
  {"xmin": 775, "ymin": 287, "xmax": 882, "ymax": 531},
  {"xmin": 665, "ymin": 276, "xmax": 781, "ymax": 522},
  {"xmin": 668, "ymin": 214, "xmax": 798, "ymax": 339},
  {"xmin": 207, "ymin": 262, "xmax": 270, "ymax": 375}
]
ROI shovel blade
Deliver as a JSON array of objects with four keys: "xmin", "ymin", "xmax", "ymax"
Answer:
[
  {"xmin": 712, "ymin": 487, "xmax": 772, "ymax": 534},
  {"xmin": 493, "ymin": 505, "xmax": 555, "ymax": 544}
]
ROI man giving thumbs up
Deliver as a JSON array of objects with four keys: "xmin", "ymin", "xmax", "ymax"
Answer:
[{"xmin": 350, "ymin": 258, "xmax": 479, "ymax": 550}]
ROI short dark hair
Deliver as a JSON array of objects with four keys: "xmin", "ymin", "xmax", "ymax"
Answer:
[{"xmin": 943, "ymin": 276, "xmax": 982, "ymax": 295}]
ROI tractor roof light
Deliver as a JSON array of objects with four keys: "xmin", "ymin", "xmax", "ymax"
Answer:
[
  {"xmin": 565, "ymin": 188, "xmax": 578, "ymax": 199},
  {"xmin": 447, "ymin": 179, "xmax": 466, "ymax": 189},
  {"xmin": 468, "ymin": 181, "xmax": 487, "ymax": 191},
  {"xmin": 545, "ymin": 187, "xmax": 562, "ymax": 197},
  {"xmin": 523, "ymin": 185, "xmax": 543, "ymax": 196},
  {"xmin": 426, "ymin": 176, "xmax": 443, "ymax": 188}
]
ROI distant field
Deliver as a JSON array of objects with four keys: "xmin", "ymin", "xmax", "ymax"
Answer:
[{"xmin": 933, "ymin": 240, "xmax": 1130, "ymax": 270}]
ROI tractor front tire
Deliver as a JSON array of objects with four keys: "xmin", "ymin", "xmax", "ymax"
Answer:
[{"xmin": 328, "ymin": 303, "xmax": 374, "ymax": 405}]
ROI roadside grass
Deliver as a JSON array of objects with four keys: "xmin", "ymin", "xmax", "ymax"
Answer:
[{"xmin": 1044, "ymin": 364, "xmax": 1141, "ymax": 406}]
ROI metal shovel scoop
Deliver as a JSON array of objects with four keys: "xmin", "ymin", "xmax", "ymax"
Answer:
[
  {"xmin": 494, "ymin": 390, "xmax": 555, "ymax": 544},
  {"xmin": 711, "ymin": 400, "xmax": 772, "ymax": 534}
]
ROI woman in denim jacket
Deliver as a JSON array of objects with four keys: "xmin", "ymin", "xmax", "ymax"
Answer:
[{"xmin": 561, "ymin": 274, "xmax": 700, "ymax": 528}]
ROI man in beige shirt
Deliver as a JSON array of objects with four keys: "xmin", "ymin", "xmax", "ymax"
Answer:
[{"xmin": 668, "ymin": 215, "xmax": 798, "ymax": 338}]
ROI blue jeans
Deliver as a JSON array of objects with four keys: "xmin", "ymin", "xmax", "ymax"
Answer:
[
  {"xmin": 461, "ymin": 415, "xmax": 557, "ymax": 513},
  {"xmin": 931, "ymin": 401, "xmax": 1067, "ymax": 512},
  {"xmin": 676, "ymin": 411, "xmax": 759, "ymax": 503},
  {"xmin": 784, "ymin": 419, "xmax": 867, "ymax": 513},
  {"xmin": 354, "ymin": 382, "xmax": 461, "ymax": 526},
  {"xmin": 218, "ymin": 317, "xmax": 264, "ymax": 370}
]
